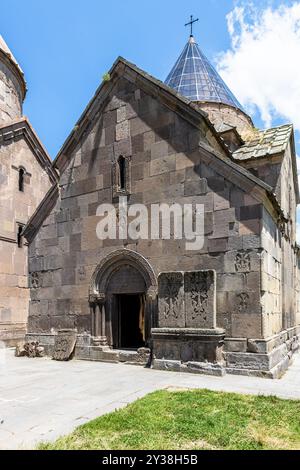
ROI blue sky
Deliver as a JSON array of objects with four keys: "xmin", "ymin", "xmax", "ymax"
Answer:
[{"xmin": 0, "ymin": 0, "xmax": 280, "ymax": 156}]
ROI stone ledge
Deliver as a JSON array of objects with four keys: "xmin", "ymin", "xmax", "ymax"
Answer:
[
  {"xmin": 25, "ymin": 333, "xmax": 56, "ymax": 356},
  {"xmin": 152, "ymin": 359, "xmax": 225, "ymax": 377},
  {"xmin": 224, "ymin": 335, "xmax": 299, "ymax": 378},
  {"xmin": 152, "ymin": 328, "xmax": 226, "ymax": 339},
  {"xmin": 75, "ymin": 346, "xmax": 120, "ymax": 363},
  {"xmin": 225, "ymin": 343, "xmax": 288, "ymax": 371},
  {"xmin": 0, "ymin": 328, "xmax": 26, "ymax": 347},
  {"xmin": 226, "ymin": 354, "xmax": 292, "ymax": 379},
  {"xmin": 225, "ymin": 326, "xmax": 300, "ymax": 354}
]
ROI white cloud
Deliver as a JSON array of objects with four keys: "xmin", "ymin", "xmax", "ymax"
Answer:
[{"xmin": 218, "ymin": 2, "xmax": 300, "ymax": 131}]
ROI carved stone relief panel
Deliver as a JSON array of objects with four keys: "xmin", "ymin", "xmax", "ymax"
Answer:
[
  {"xmin": 184, "ymin": 271, "xmax": 216, "ymax": 328},
  {"xmin": 78, "ymin": 266, "xmax": 86, "ymax": 281},
  {"xmin": 30, "ymin": 272, "xmax": 40, "ymax": 289},
  {"xmin": 158, "ymin": 272, "xmax": 184, "ymax": 328},
  {"xmin": 235, "ymin": 251, "xmax": 251, "ymax": 272},
  {"xmin": 52, "ymin": 329, "xmax": 77, "ymax": 361},
  {"xmin": 237, "ymin": 292, "xmax": 250, "ymax": 312}
]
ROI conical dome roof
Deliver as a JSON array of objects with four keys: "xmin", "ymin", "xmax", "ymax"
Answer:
[
  {"xmin": 165, "ymin": 36, "xmax": 241, "ymax": 109},
  {"xmin": 0, "ymin": 35, "xmax": 26, "ymax": 98}
]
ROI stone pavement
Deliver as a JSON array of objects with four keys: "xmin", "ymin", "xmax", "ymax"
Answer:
[{"xmin": 0, "ymin": 349, "xmax": 300, "ymax": 450}]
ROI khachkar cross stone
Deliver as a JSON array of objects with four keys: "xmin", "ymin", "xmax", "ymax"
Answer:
[
  {"xmin": 237, "ymin": 292, "xmax": 250, "ymax": 312},
  {"xmin": 235, "ymin": 251, "xmax": 251, "ymax": 272},
  {"xmin": 30, "ymin": 272, "xmax": 39, "ymax": 289},
  {"xmin": 184, "ymin": 271, "xmax": 216, "ymax": 328},
  {"xmin": 158, "ymin": 272, "xmax": 185, "ymax": 328},
  {"xmin": 52, "ymin": 330, "xmax": 77, "ymax": 361},
  {"xmin": 78, "ymin": 266, "xmax": 86, "ymax": 281}
]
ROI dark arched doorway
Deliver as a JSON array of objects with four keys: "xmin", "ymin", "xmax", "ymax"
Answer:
[
  {"xmin": 89, "ymin": 250, "xmax": 157, "ymax": 350},
  {"xmin": 107, "ymin": 264, "xmax": 146, "ymax": 349}
]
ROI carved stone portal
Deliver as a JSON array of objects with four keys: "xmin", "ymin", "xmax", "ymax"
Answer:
[
  {"xmin": 158, "ymin": 272, "xmax": 184, "ymax": 328},
  {"xmin": 185, "ymin": 271, "xmax": 216, "ymax": 328}
]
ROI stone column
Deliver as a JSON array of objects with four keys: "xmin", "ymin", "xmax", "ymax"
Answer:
[
  {"xmin": 89, "ymin": 295, "xmax": 97, "ymax": 336},
  {"xmin": 146, "ymin": 287, "xmax": 158, "ymax": 345},
  {"xmin": 89, "ymin": 294, "xmax": 109, "ymax": 348}
]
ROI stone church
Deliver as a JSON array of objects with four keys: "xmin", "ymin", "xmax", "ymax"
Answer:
[
  {"xmin": 1, "ymin": 28, "xmax": 300, "ymax": 377},
  {"xmin": 0, "ymin": 36, "xmax": 57, "ymax": 345}
]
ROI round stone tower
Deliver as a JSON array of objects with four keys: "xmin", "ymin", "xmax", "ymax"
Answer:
[
  {"xmin": 165, "ymin": 35, "xmax": 253, "ymax": 140},
  {"xmin": 0, "ymin": 35, "xmax": 26, "ymax": 124}
]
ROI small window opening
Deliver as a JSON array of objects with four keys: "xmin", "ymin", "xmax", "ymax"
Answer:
[
  {"xmin": 17, "ymin": 225, "xmax": 23, "ymax": 248},
  {"xmin": 19, "ymin": 168, "xmax": 25, "ymax": 192},
  {"xmin": 118, "ymin": 156, "xmax": 126, "ymax": 190}
]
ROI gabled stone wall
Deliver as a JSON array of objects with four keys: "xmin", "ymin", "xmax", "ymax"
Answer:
[{"xmin": 26, "ymin": 72, "xmax": 300, "ymax": 376}]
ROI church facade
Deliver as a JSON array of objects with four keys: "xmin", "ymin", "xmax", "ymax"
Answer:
[
  {"xmin": 1, "ymin": 31, "xmax": 299, "ymax": 377},
  {"xmin": 0, "ymin": 37, "xmax": 57, "ymax": 345}
]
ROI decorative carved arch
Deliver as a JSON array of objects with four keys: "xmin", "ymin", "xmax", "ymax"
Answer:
[{"xmin": 89, "ymin": 249, "xmax": 157, "ymax": 301}]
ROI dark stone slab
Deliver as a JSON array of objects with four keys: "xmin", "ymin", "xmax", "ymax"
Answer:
[
  {"xmin": 184, "ymin": 271, "xmax": 216, "ymax": 328},
  {"xmin": 239, "ymin": 204, "xmax": 262, "ymax": 221},
  {"xmin": 158, "ymin": 272, "xmax": 185, "ymax": 328},
  {"xmin": 184, "ymin": 179, "xmax": 207, "ymax": 196}
]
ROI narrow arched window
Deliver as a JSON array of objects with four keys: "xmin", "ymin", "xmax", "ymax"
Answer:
[
  {"xmin": 118, "ymin": 156, "xmax": 126, "ymax": 190},
  {"xmin": 19, "ymin": 168, "xmax": 25, "ymax": 192},
  {"xmin": 17, "ymin": 225, "xmax": 23, "ymax": 248}
]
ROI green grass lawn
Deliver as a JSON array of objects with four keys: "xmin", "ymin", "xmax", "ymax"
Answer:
[{"xmin": 39, "ymin": 389, "xmax": 300, "ymax": 450}]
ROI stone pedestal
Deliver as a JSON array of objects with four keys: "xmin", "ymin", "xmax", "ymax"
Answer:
[
  {"xmin": 152, "ymin": 327, "xmax": 226, "ymax": 376},
  {"xmin": 92, "ymin": 336, "xmax": 109, "ymax": 349},
  {"xmin": 223, "ymin": 326, "xmax": 300, "ymax": 378},
  {"xmin": 154, "ymin": 270, "xmax": 224, "ymax": 375}
]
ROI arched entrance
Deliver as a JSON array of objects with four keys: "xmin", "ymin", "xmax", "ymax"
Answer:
[{"xmin": 89, "ymin": 250, "xmax": 157, "ymax": 349}]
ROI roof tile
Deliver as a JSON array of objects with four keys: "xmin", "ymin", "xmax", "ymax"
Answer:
[{"xmin": 233, "ymin": 124, "xmax": 293, "ymax": 161}]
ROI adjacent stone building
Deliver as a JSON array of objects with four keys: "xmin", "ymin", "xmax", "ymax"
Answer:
[
  {"xmin": 0, "ymin": 36, "xmax": 57, "ymax": 345},
  {"xmin": 23, "ymin": 33, "xmax": 300, "ymax": 377}
]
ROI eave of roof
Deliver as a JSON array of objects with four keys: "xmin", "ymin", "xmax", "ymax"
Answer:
[
  {"xmin": 233, "ymin": 124, "xmax": 293, "ymax": 161},
  {"xmin": 232, "ymin": 123, "xmax": 300, "ymax": 204},
  {"xmin": 0, "ymin": 117, "xmax": 58, "ymax": 184}
]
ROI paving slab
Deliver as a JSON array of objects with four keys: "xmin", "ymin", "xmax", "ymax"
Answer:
[{"xmin": 0, "ymin": 349, "xmax": 300, "ymax": 449}]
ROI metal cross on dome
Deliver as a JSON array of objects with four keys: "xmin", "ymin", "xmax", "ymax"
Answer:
[{"xmin": 185, "ymin": 15, "xmax": 199, "ymax": 36}]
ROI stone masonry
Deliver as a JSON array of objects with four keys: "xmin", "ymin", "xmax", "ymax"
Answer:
[
  {"xmin": 0, "ymin": 37, "xmax": 57, "ymax": 345},
  {"xmin": 23, "ymin": 56, "xmax": 300, "ymax": 378}
]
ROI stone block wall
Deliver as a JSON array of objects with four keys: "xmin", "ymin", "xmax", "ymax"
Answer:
[
  {"xmin": 28, "ymin": 74, "xmax": 266, "ymax": 349},
  {"xmin": 0, "ymin": 135, "xmax": 52, "ymax": 344},
  {"xmin": 261, "ymin": 208, "xmax": 282, "ymax": 337},
  {"xmin": 296, "ymin": 253, "xmax": 300, "ymax": 327},
  {"xmin": 197, "ymin": 102, "xmax": 254, "ymax": 140}
]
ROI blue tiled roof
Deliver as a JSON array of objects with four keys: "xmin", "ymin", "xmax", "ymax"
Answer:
[{"xmin": 165, "ymin": 36, "xmax": 242, "ymax": 109}]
